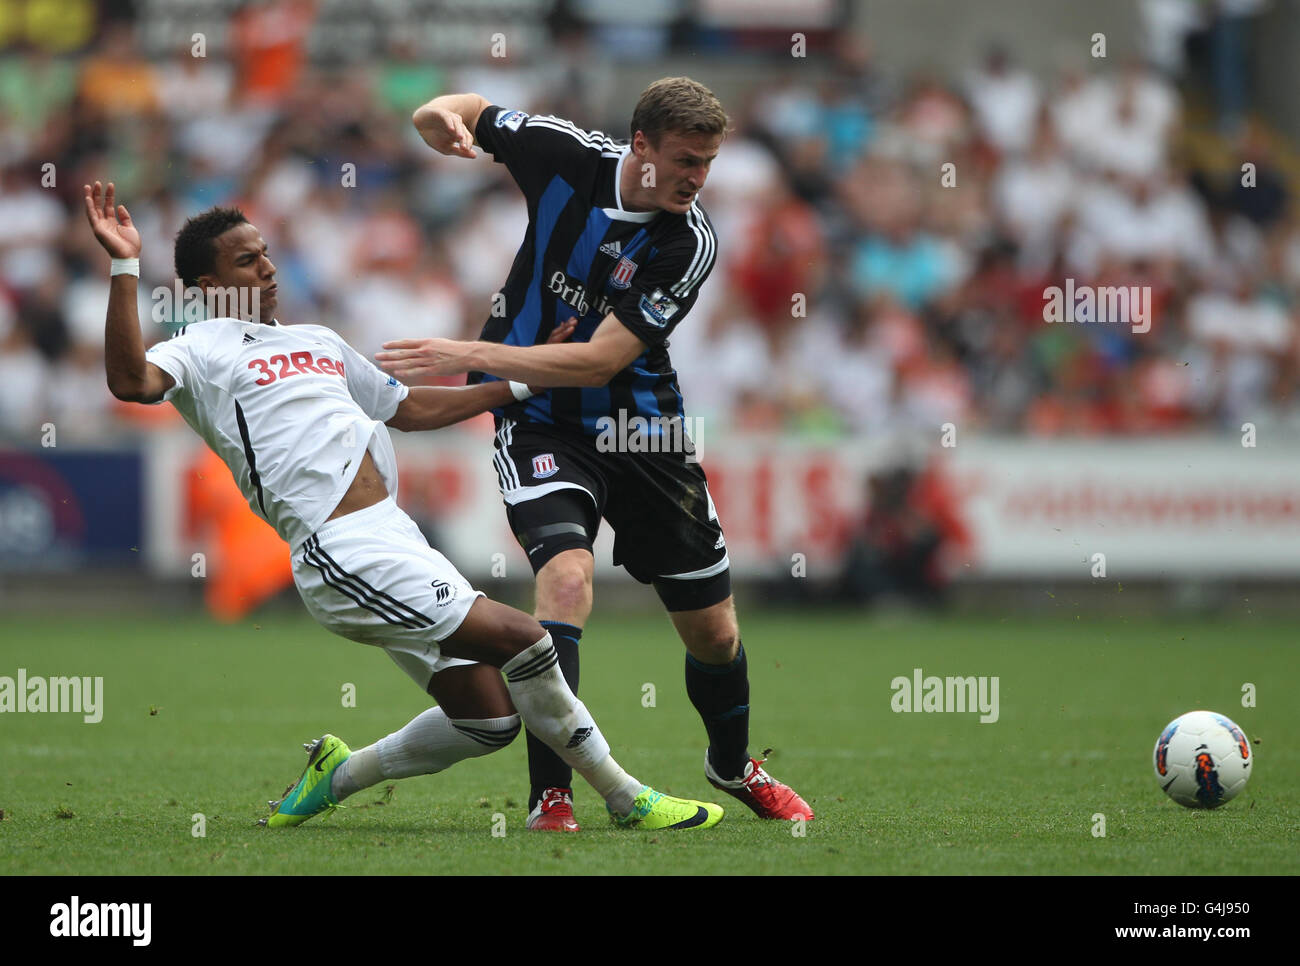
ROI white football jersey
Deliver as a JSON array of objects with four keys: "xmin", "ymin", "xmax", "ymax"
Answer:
[{"xmin": 145, "ymin": 318, "xmax": 409, "ymax": 549}]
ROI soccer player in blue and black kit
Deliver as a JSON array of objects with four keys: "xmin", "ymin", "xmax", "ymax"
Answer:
[{"xmin": 378, "ymin": 78, "xmax": 813, "ymax": 830}]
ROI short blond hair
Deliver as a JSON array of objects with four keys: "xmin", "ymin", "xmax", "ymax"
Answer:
[{"xmin": 630, "ymin": 77, "xmax": 729, "ymax": 146}]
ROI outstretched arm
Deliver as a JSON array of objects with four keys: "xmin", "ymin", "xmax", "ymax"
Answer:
[
  {"xmin": 412, "ymin": 92, "xmax": 491, "ymax": 159},
  {"xmin": 376, "ymin": 314, "xmax": 646, "ymax": 389},
  {"xmin": 83, "ymin": 181, "xmax": 174, "ymax": 404},
  {"xmin": 387, "ymin": 381, "xmax": 517, "ymax": 432},
  {"xmin": 384, "ymin": 318, "xmax": 579, "ymax": 431}
]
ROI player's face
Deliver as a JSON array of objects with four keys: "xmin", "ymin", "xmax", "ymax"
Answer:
[
  {"xmin": 636, "ymin": 130, "xmax": 721, "ymax": 214},
  {"xmin": 202, "ymin": 223, "xmax": 278, "ymax": 322}
]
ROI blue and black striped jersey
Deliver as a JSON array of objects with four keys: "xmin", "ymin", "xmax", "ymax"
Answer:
[{"xmin": 471, "ymin": 104, "xmax": 717, "ymax": 436}]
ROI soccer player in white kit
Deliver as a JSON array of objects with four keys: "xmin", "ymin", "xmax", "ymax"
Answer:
[{"xmin": 83, "ymin": 180, "xmax": 723, "ymax": 831}]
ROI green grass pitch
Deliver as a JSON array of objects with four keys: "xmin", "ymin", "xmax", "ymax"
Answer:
[{"xmin": 1, "ymin": 607, "xmax": 1296, "ymax": 875}]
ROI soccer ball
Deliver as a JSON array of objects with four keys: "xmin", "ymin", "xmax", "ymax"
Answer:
[{"xmin": 1152, "ymin": 710, "xmax": 1251, "ymax": 808}]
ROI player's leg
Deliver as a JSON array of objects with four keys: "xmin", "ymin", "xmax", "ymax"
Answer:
[
  {"xmin": 266, "ymin": 663, "xmax": 523, "ymax": 828},
  {"xmin": 669, "ymin": 592, "xmax": 744, "ymax": 776},
  {"xmin": 604, "ymin": 448, "xmax": 743, "ymax": 777},
  {"xmin": 661, "ymin": 584, "xmax": 814, "ymax": 822},
  {"xmin": 493, "ymin": 421, "xmax": 606, "ymax": 827},
  {"xmin": 653, "ymin": 574, "xmax": 749, "ymax": 779},
  {"xmin": 328, "ymin": 663, "xmax": 521, "ymax": 803},
  {"xmin": 266, "ymin": 500, "xmax": 526, "ymax": 827},
  {"xmin": 524, "ymin": 546, "xmax": 594, "ymax": 827},
  {"xmin": 659, "ymin": 581, "xmax": 813, "ymax": 821},
  {"xmin": 274, "ymin": 496, "xmax": 721, "ymax": 830},
  {"xmin": 667, "ymin": 591, "xmax": 749, "ymax": 777},
  {"xmin": 610, "ymin": 450, "xmax": 814, "ymax": 820},
  {"xmin": 439, "ymin": 596, "xmax": 722, "ymax": 829}
]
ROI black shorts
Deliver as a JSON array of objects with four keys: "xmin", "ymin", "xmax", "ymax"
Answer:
[{"xmin": 491, "ymin": 418, "xmax": 731, "ymax": 611}]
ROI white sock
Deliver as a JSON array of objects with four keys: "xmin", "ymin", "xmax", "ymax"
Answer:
[
  {"xmin": 502, "ymin": 634, "xmax": 641, "ymax": 812},
  {"xmin": 330, "ymin": 708, "xmax": 520, "ymax": 801},
  {"xmin": 332, "ymin": 745, "xmax": 383, "ymax": 800},
  {"xmin": 586, "ymin": 757, "xmax": 642, "ymax": 815}
]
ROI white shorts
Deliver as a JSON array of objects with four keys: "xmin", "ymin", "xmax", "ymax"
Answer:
[{"xmin": 292, "ymin": 496, "xmax": 484, "ymax": 690}]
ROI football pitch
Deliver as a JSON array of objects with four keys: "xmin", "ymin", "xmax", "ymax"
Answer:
[{"xmin": 1, "ymin": 607, "xmax": 1296, "ymax": 876}]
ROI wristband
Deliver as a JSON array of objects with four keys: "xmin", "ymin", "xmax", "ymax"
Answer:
[
  {"xmin": 110, "ymin": 257, "xmax": 140, "ymax": 277},
  {"xmin": 509, "ymin": 380, "xmax": 533, "ymax": 401}
]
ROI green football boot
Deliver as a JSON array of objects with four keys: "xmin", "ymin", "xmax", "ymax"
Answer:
[
  {"xmin": 260, "ymin": 734, "xmax": 351, "ymax": 829},
  {"xmin": 608, "ymin": 785, "xmax": 724, "ymax": 830}
]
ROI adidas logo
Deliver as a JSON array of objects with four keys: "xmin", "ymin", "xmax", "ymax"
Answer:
[
  {"xmin": 565, "ymin": 727, "xmax": 593, "ymax": 749},
  {"xmin": 599, "ymin": 240, "xmax": 622, "ymax": 257},
  {"xmin": 241, "ymin": 332, "xmax": 261, "ymax": 346}
]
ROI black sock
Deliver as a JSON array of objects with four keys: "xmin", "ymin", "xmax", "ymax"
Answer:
[
  {"xmin": 685, "ymin": 642, "xmax": 750, "ymax": 781},
  {"xmin": 526, "ymin": 621, "xmax": 583, "ymax": 810}
]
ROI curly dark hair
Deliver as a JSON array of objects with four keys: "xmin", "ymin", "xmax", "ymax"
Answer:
[{"xmin": 173, "ymin": 206, "xmax": 248, "ymax": 288}]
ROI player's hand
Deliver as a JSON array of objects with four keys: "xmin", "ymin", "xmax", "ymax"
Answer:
[
  {"xmin": 83, "ymin": 181, "xmax": 141, "ymax": 259},
  {"xmin": 376, "ymin": 338, "xmax": 476, "ymax": 379},
  {"xmin": 545, "ymin": 318, "xmax": 578, "ymax": 344},
  {"xmin": 521, "ymin": 319, "xmax": 578, "ymax": 394},
  {"xmin": 414, "ymin": 107, "xmax": 477, "ymax": 159}
]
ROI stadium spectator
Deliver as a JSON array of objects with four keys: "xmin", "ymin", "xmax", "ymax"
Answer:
[
  {"xmin": 76, "ymin": 22, "xmax": 161, "ymax": 119},
  {"xmin": 1, "ymin": 14, "xmax": 1298, "ymax": 444},
  {"xmin": 965, "ymin": 44, "xmax": 1041, "ymax": 157},
  {"xmin": 229, "ymin": 0, "xmax": 316, "ymax": 106},
  {"xmin": 838, "ymin": 463, "xmax": 971, "ymax": 606}
]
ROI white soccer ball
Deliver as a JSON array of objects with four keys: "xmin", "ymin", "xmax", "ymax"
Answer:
[{"xmin": 1152, "ymin": 710, "xmax": 1252, "ymax": 808}]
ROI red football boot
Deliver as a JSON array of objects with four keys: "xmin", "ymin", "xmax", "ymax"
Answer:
[
  {"xmin": 705, "ymin": 754, "xmax": 814, "ymax": 820},
  {"xmin": 526, "ymin": 787, "xmax": 581, "ymax": 831}
]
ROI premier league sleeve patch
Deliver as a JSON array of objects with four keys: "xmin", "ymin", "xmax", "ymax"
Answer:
[
  {"xmin": 638, "ymin": 288, "xmax": 680, "ymax": 328},
  {"xmin": 495, "ymin": 109, "xmax": 529, "ymax": 131}
]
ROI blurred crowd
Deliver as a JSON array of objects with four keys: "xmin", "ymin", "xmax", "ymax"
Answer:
[{"xmin": 3, "ymin": 6, "xmax": 1299, "ymax": 444}]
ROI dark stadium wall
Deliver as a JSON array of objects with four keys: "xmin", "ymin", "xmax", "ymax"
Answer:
[
  {"xmin": 600, "ymin": 0, "xmax": 1146, "ymax": 133},
  {"xmin": 1254, "ymin": 2, "xmax": 1300, "ymax": 142},
  {"xmin": 847, "ymin": 0, "xmax": 1142, "ymax": 77}
]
